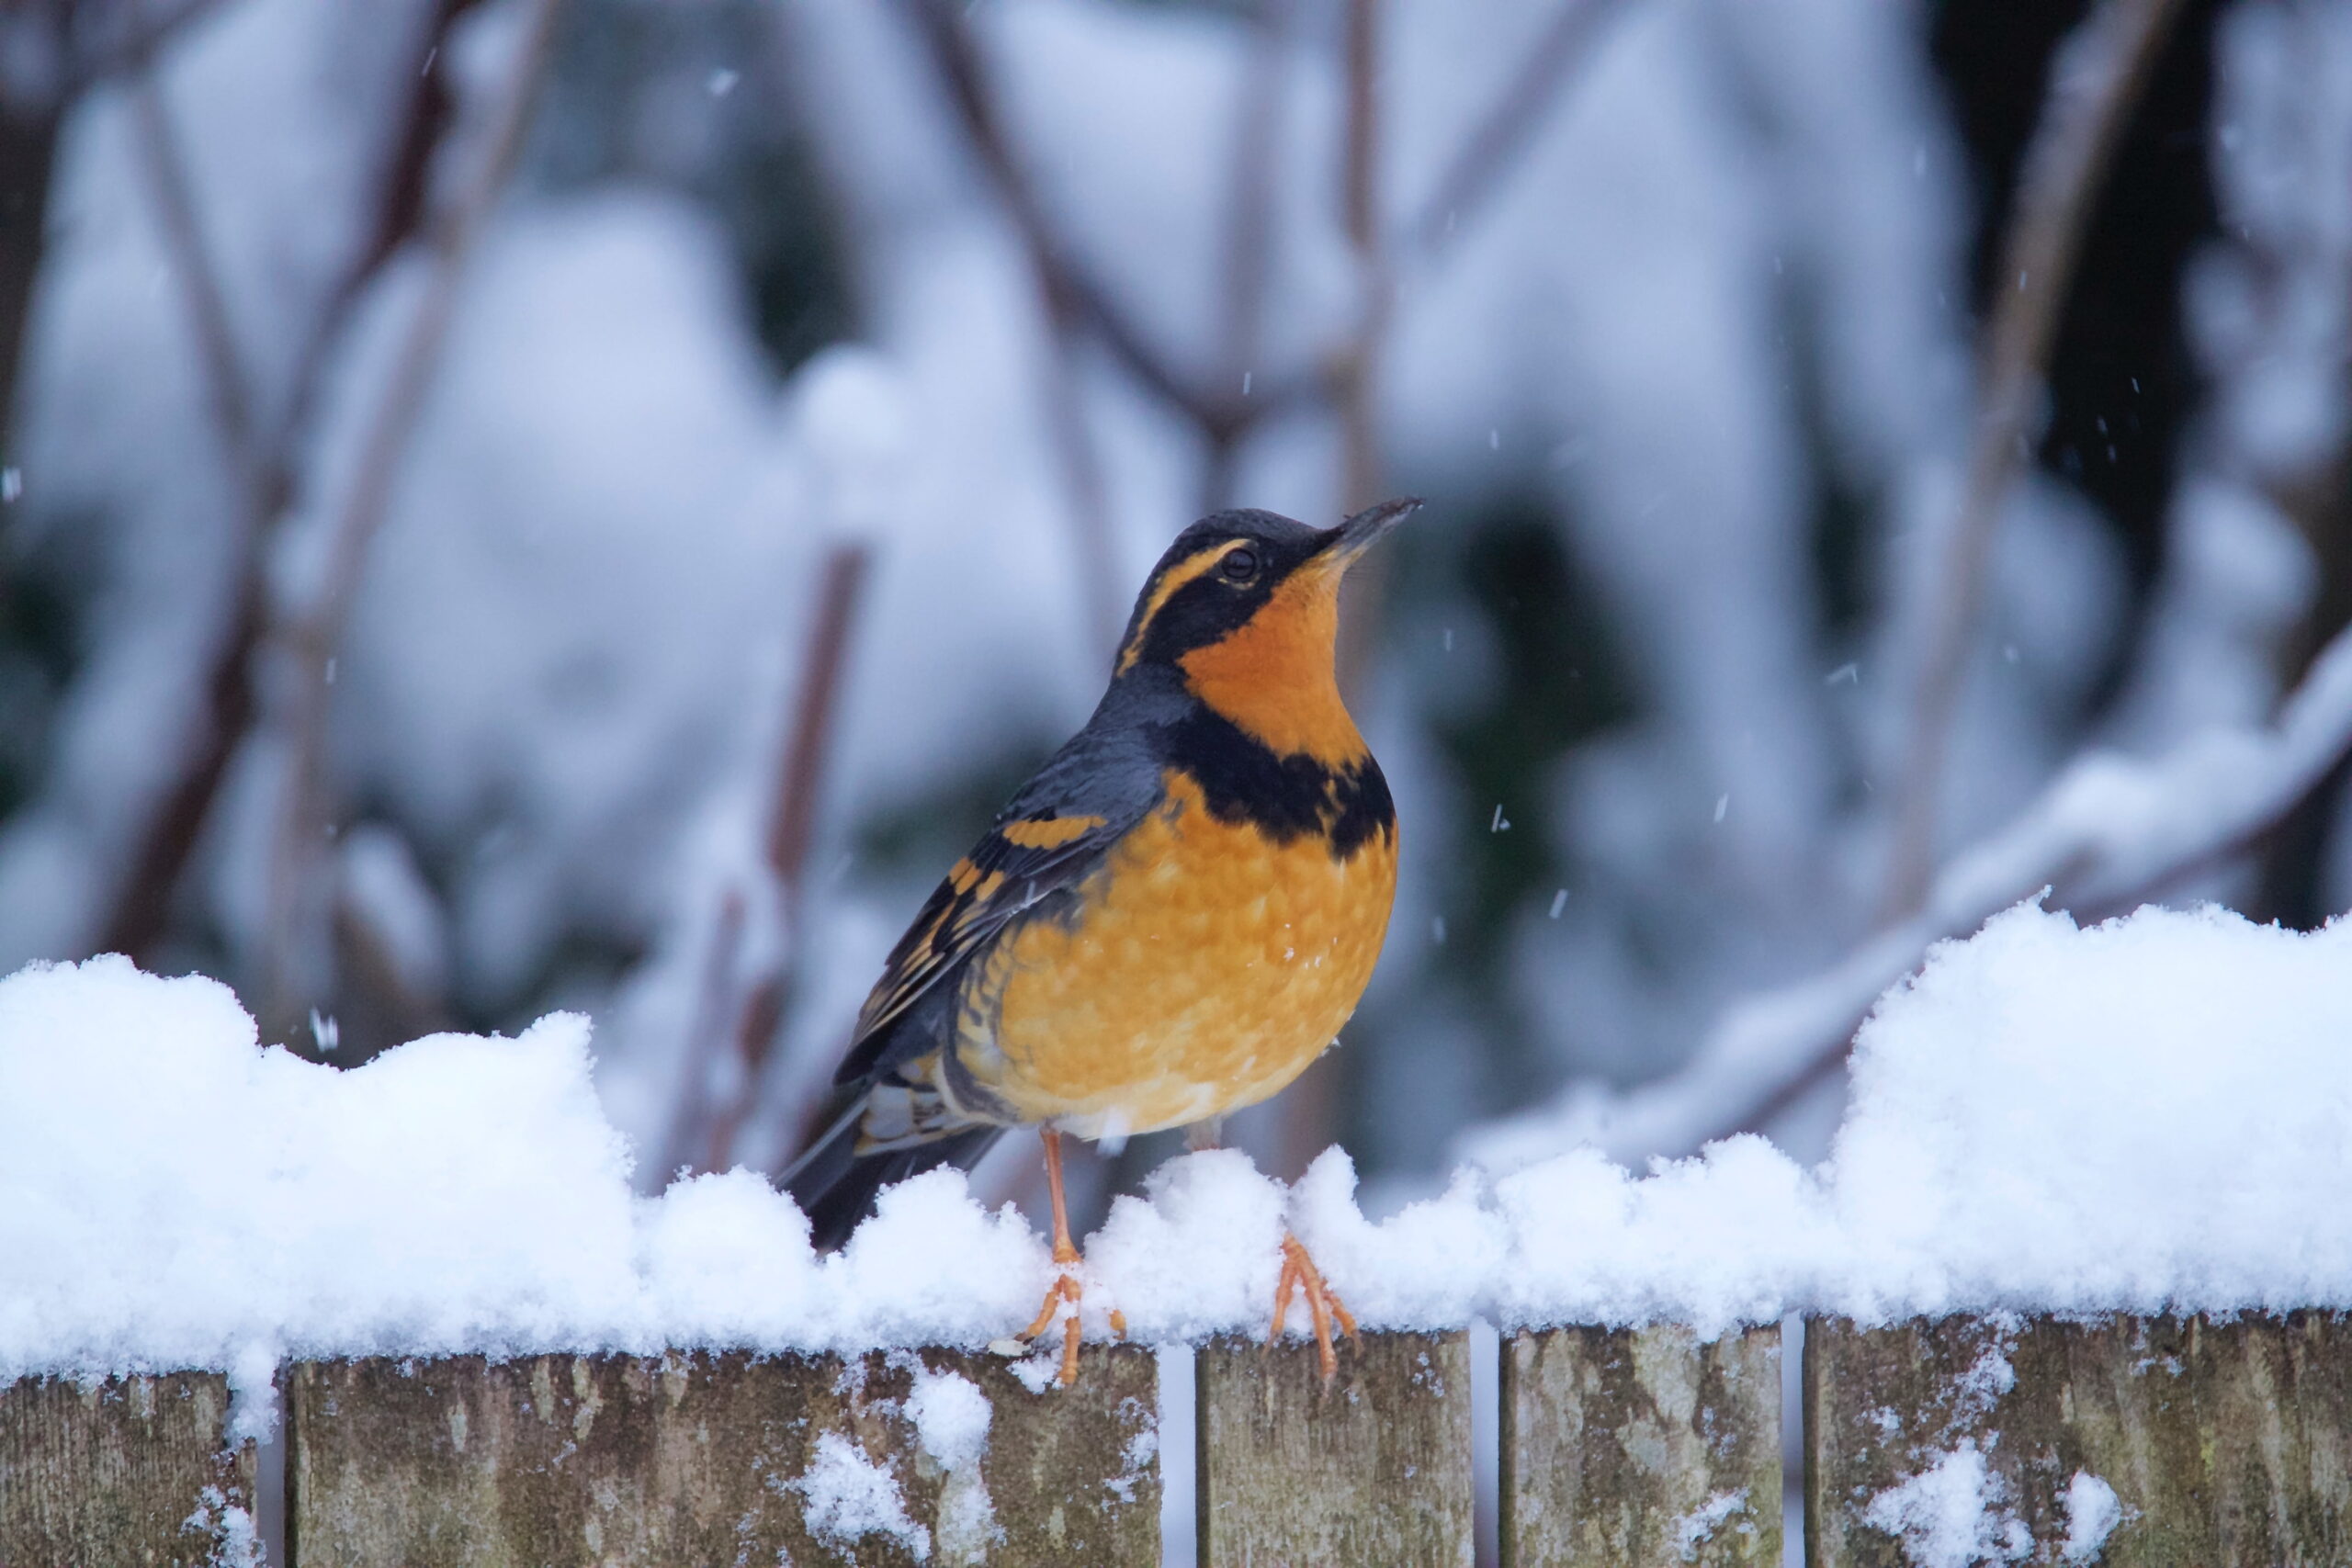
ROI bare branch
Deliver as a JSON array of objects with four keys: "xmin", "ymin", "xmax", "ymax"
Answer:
[
  {"xmin": 1033, "ymin": 302, "xmax": 1125, "ymax": 663},
  {"xmin": 0, "ymin": 110, "xmax": 62, "ymax": 462},
  {"xmin": 890, "ymin": 0, "xmax": 1256, "ymax": 441},
  {"xmin": 1464, "ymin": 614, "xmax": 2352, "ymax": 1173},
  {"xmin": 270, "ymin": 0, "xmax": 482, "ymax": 468},
  {"xmin": 1199, "ymin": 0, "xmax": 1293, "ymax": 513},
  {"xmin": 99, "ymin": 62, "xmax": 275, "ymax": 960},
  {"xmin": 99, "ymin": 0, "xmax": 476, "ymax": 961},
  {"xmin": 259, "ymin": 0, "xmax": 568, "ymax": 1027},
  {"xmin": 1334, "ymin": 0, "xmax": 1385, "ymax": 515},
  {"xmin": 658, "ymin": 889, "xmax": 748, "ymax": 1182},
  {"xmin": 764, "ymin": 543, "xmax": 871, "ymax": 896},
  {"xmin": 1329, "ymin": 0, "xmax": 1396, "ymax": 698},
  {"xmin": 1401, "ymin": 0, "xmax": 1634, "ymax": 268},
  {"xmin": 1881, "ymin": 0, "xmax": 2192, "ymax": 919},
  {"xmin": 885, "ymin": 0, "xmax": 1133, "ymax": 654},
  {"xmin": 1231, "ymin": 0, "xmax": 1636, "ymax": 491},
  {"xmin": 1278, "ymin": 0, "xmax": 1387, "ymax": 1180},
  {"xmin": 127, "ymin": 73, "xmax": 259, "ymax": 508},
  {"xmin": 57, "ymin": 0, "xmax": 236, "ymax": 101},
  {"xmin": 690, "ymin": 544, "xmax": 875, "ymax": 1175}
]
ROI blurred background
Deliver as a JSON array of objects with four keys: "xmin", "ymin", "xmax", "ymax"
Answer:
[{"xmin": 1, "ymin": 0, "xmax": 2347, "ymax": 1231}]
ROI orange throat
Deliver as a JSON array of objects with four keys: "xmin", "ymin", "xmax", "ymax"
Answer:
[{"xmin": 1177, "ymin": 565, "xmax": 1363, "ymax": 761}]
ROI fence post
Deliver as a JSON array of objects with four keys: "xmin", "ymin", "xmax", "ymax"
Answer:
[
  {"xmin": 1498, "ymin": 1323, "xmax": 1781, "ymax": 1568},
  {"xmin": 1805, "ymin": 1312, "xmax": 2352, "ymax": 1567},
  {"xmin": 1195, "ymin": 1330, "xmax": 1476, "ymax": 1567},
  {"xmin": 288, "ymin": 1345, "xmax": 1159, "ymax": 1567},
  {"xmin": 0, "ymin": 1371, "xmax": 256, "ymax": 1567}
]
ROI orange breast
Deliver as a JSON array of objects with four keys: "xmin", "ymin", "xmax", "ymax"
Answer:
[{"xmin": 956, "ymin": 770, "xmax": 1396, "ymax": 1137}]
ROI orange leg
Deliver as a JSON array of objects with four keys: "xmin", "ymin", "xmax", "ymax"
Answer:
[
  {"xmin": 1268, "ymin": 1233, "xmax": 1359, "ymax": 1383},
  {"xmin": 1013, "ymin": 1129, "xmax": 1087, "ymax": 1386}
]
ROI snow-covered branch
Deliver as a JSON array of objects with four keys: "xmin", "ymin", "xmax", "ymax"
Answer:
[
  {"xmin": 1882, "ymin": 0, "xmax": 2193, "ymax": 918},
  {"xmin": 1463, "ymin": 614, "xmax": 2352, "ymax": 1173}
]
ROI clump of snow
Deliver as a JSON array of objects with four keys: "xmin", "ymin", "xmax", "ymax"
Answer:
[
  {"xmin": 1951, "ymin": 1340, "xmax": 2018, "ymax": 1411},
  {"xmin": 1083, "ymin": 1149, "xmax": 1286, "ymax": 1343},
  {"xmin": 1826, "ymin": 901, "xmax": 2352, "ymax": 1319},
  {"xmin": 183, "ymin": 1484, "xmax": 261, "ymax": 1568},
  {"xmin": 1861, "ymin": 1444, "xmax": 2031, "ymax": 1568},
  {"xmin": 0, "ymin": 958, "xmax": 639, "ymax": 1378},
  {"xmin": 1287, "ymin": 1151, "xmax": 1505, "ymax": 1331},
  {"xmin": 788, "ymin": 1431, "xmax": 930, "ymax": 1562},
  {"xmin": 0, "ymin": 957, "xmax": 1046, "ymax": 1381},
  {"xmin": 1673, "ymin": 1487, "xmax": 1751, "ymax": 1561},
  {"xmin": 906, "ymin": 1365, "xmax": 1000, "ymax": 1564},
  {"xmin": 1490, "ymin": 1135, "xmax": 1838, "ymax": 1337},
  {"xmin": 1111, "ymin": 1403, "xmax": 1159, "ymax": 1506},
  {"xmin": 907, "ymin": 1365, "xmax": 992, "ymax": 1472},
  {"xmin": 2059, "ymin": 1472, "xmax": 2123, "ymax": 1563}
]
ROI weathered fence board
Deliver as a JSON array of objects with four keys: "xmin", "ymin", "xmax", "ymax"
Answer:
[
  {"xmin": 0, "ymin": 1371, "xmax": 256, "ymax": 1568},
  {"xmin": 20, "ymin": 1313, "xmax": 2352, "ymax": 1566},
  {"xmin": 288, "ymin": 1345, "xmax": 1159, "ymax": 1568},
  {"xmin": 1806, "ymin": 1312, "xmax": 2352, "ymax": 1568},
  {"xmin": 1500, "ymin": 1323, "xmax": 1781, "ymax": 1567},
  {"xmin": 1195, "ymin": 1329, "xmax": 1476, "ymax": 1567}
]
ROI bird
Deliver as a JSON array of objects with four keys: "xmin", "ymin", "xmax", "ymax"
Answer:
[{"xmin": 784, "ymin": 498, "xmax": 1419, "ymax": 1384}]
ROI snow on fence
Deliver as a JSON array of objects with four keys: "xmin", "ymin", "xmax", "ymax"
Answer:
[{"xmin": 5, "ymin": 905, "xmax": 2352, "ymax": 1564}]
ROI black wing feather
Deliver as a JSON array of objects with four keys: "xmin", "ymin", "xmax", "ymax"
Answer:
[{"xmin": 831, "ymin": 716, "xmax": 1168, "ymax": 1088}]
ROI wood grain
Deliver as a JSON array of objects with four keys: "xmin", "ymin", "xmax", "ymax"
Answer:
[
  {"xmin": 288, "ymin": 1345, "xmax": 1159, "ymax": 1567},
  {"xmin": 1501, "ymin": 1323, "xmax": 1782, "ymax": 1567},
  {"xmin": 1196, "ymin": 1329, "xmax": 1475, "ymax": 1567},
  {"xmin": 0, "ymin": 1371, "xmax": 255, "ymax": 1568},
  {"xmin": 1806, "ymin": 1312, "xmax": 2352, "ymax": 1568}
]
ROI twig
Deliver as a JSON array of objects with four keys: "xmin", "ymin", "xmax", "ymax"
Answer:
[
  {"xmin": 1464, "ymin": 614, "xmax": 2352, "ymax": 1172},
  {"xmin": 268, "ymin": 0, "xmax": 481, "ymax": 470},
  {"xmin": 1399, "ymin": 0, "xmax": 1635, "ymax": 268},
  {"xmin": 1200, "ymin": 0, "xmax": 1293, "ymax": 512},
  {"xmin": 127, "ymin": 73, "xmax": 259, "ymax": 511},
  {"xmin": 52, "ymin": 0, "xmax": 236, "ymax": 103},
  {"xmin": 888, "ymin": 0, "xmax": 1132, "ymax": 655},
  {"xmin": 332, "ymin": 866, "xmax": 453, "ymax": 1050},
  {"xmin": 1035, "ymin": 290, "xmax": 1125, "ymax": 661},
  {"xmin": 679, "ymin": 544, "xmax": 873, "ymax": 1175},
  {"xmin": 1329, "ymin": 0, "xmax": 1395, "ymax": 701},
  {"xmin": 659, "ymin": 889, "xmax": 748, "ymax": 1181},
  {"xmin": 1277, "ymin": 0, "xmax": 1386, "ymax": 1181},
  {"xmin": 764, "ymin": 544, "xmax": 871, "ymax": 894},
  {"xmin": 98, "ymin": 0, "xmax": 475, "ymax": 960},
  {"xmin": 100, "ymin": 59, "xmax": 276, "ymax": 959},
  {"xmin": 1334, "ymin": 0, "xmax": 1385, "ymax": 514},
  {"xmin": 1881, "ymin": 0, "xmax": 2191, "ymax": 919},
  {"xmin": 890, "ymin": 0, "xmax": 1252, "ymax": 441},
  {"xmin": 259, "ymin": 0, "xmax": 568, "ymax": 1026}
]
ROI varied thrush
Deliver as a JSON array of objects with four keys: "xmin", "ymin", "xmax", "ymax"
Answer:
[{"xmin": 785, "ymin": 498, "xmax": 1419, "ymax": 1383}]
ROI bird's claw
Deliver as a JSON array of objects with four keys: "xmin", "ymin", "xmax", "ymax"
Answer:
[
  {"xmin": 1016, "ymin": 1242, "xmax": 1086, "ymax": 1386},
  {"xmin": 1269, "ymin": 1233, "xmax": 1357, "ymax": 1383}
]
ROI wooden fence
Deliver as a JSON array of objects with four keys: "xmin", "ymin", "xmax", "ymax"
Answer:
[{"xmin": 3, "ymin": 1314, "xmax": 2346, "ymax": 1566}]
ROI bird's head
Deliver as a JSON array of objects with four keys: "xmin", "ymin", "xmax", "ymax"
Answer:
[{"xmin": 1112, "ymin": 499, "xmax": 1420, "ymax": 756}]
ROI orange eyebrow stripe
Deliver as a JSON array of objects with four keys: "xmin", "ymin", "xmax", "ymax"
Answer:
[
  {"xmin": 999, "ymin": 814, "xmax": 1106, "ymax": 851},
  {"xmin": 1114, "ymin": 542, "xmax": 1244, "ymax": 675}
]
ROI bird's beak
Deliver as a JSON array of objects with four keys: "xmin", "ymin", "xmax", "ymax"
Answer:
[{"xmin": 1316, "ymin": 496, "xmax": 1423, "ymax": 571}]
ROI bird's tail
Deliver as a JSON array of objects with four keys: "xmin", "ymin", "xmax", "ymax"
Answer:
[{"xmin": 781, "ymin": 1097, "xmax": 1005, "ymax": 1254}]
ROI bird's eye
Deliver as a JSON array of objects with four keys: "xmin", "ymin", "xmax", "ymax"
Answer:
[{"xmin": 1220, "ymin": 547, "xmax": 1260, "ymax": 581}]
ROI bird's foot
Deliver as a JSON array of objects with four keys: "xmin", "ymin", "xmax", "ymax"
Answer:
[
  {"xmin": 1014, "ymin": 1238, "xmax": 1087, "ymax": 1387},
  {"xmin": 1269, "ymin": 1232, "xmax": 1357, "ymax": 1383}
]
